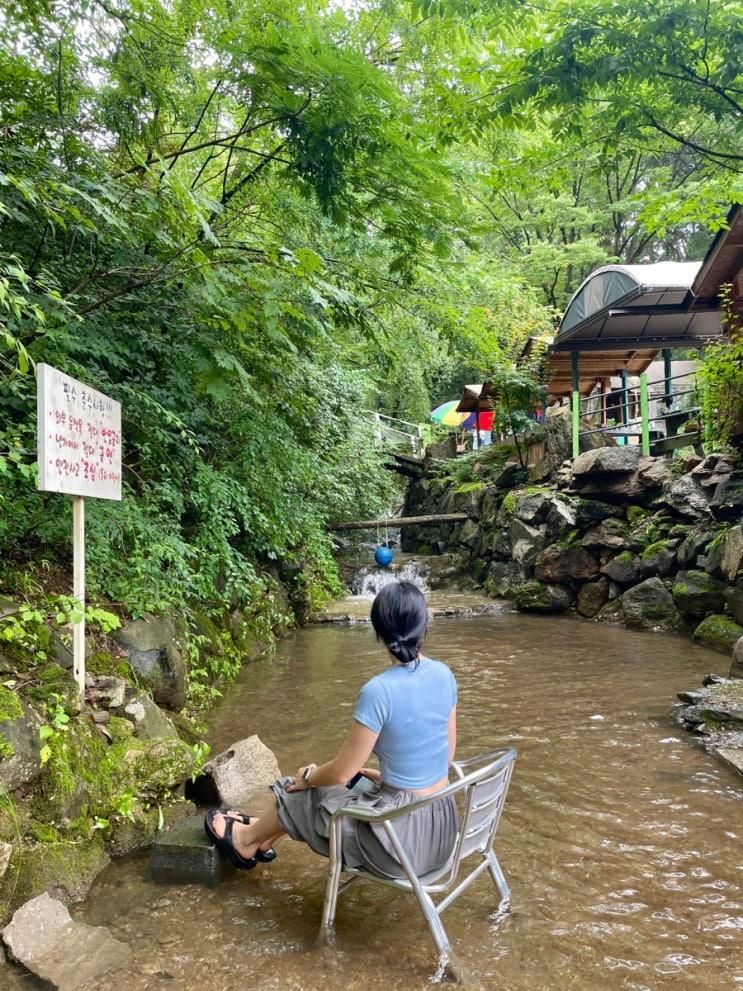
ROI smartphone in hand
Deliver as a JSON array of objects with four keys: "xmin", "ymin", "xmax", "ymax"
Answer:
[{"xmin": 346, "ymin": 772, "xmax": 377, "ymax": 796}]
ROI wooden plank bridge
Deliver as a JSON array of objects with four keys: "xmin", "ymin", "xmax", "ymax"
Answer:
[{"xmin": 328, "ymin": 513, "xmax": 468, "ymax": 532}]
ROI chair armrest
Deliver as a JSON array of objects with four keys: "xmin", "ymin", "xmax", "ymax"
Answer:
[{"xmin": 331, "ymin": 748, "xmax": 516, "ymax": 825}]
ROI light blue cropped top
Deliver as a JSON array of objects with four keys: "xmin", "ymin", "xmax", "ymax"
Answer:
[{"xmin": 353, "ymin": 657, "xmax": 457, "ymax": 789}]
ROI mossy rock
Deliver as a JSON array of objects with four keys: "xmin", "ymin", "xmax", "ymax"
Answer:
[
  {"xmin": 0, "ymin": 620, "xmax": 54, "ymax": 670},
  {"xmin": 0, "ymin": 835, "xmax": 109, "ymax": 923},
  {"xmin": 557, "ymin": 529, "xmax": 582, "ymax": 550},
  {"xmin": 23, "ymin": 663, "xmax": 81, "ymax": 715},
  {"xmin": 452, "ymin": 481, "xmax": 485, "ymax": 496},
  {"xmin": 87, "ymin": 650, "xmax": 131, "ymax": 679},
  {"xmin": 626, "ymin": 506, "xmax": 649, "ymax": 524},
  {"xmin": 672, "ymin": 570, "xmax": 727, "ymax": 619},
  {"xmin": 641, "ymin": 540, "xmax": 670, "ymax": 561},
  {"xmin": 106, "ymin": 797, "xmax": 192, "ymax": 858},
  {"xmin": 0, "ymin": 693, "xmax": 43, "ymax": 792},
  {"xmin": 33, "ymin": 713, "xmax": 194, "ymax": 828},
  {"xmin": 501, "ymin": 492, "xmax": 517, "ymax": 518},
  {"xmin": 692, "ymin": 615, "xmax": 743, "ymax": 654},
  {"xmin": 0, "ymin": 685, "xmax": 23, "ymax": 723},
  {"xmin": 514, "ymin": 580, "xmax": 573, "ymax": 614}
]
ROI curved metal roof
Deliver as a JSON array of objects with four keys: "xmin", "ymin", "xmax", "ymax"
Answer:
[{"xmin": 556, "ymin": 260, "xmax": 721, "ymax": 350}]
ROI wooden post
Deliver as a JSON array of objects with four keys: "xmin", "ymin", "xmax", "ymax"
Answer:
[
  {"xmin": 72, "ymin": 496, "xmax": 86, "ymax": 701},
  {"xmin": 662, "ymin": 348, "xmax": 673, "ymax": 409},
  {"xmin": 640, "ymin": 372, "xmax": 650, "ymax": 456},
  {"xmin": 620, "ymin": 368, "xmax": 629, "ymax": 425},
  {"xmin": 571, "ymin": 352, "xmax": 580, "ymax": 459}
]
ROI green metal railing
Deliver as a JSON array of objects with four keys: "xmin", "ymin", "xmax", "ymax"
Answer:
[{"xmin": 571, "ymin": 369, "xmax": 701, "ymax": 459}]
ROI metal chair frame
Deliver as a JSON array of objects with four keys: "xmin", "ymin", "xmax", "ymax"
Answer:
[{"xmin": 320, "ymin": 748, "xmax": 516, "ymax": 975}]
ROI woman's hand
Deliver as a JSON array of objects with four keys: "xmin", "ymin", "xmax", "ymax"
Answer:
[
  {"xmin": 360, "ymin": 767, "xmax": 381, "ymax": 783},
  {"xmin": 286, "ymin": 764, "xmax": 314, "ymax": 792}
]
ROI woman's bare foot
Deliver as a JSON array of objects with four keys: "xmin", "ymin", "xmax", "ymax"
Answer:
[{"xmin": 209, "ymin": 811, "xmax": 273, "ymax": 859}]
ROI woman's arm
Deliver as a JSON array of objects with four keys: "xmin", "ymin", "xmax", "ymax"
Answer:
[
  {"xmin": 288, "ymin": 720, "xmax": 379, "ymax": 791},
  {"xmin": 448, "ymin": 706, "xmax": 457, "ymax": 763}
]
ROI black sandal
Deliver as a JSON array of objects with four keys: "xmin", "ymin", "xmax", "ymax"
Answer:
[
  {"xmin": 204, "ymin": 809, "xmax": 257, "ymax": 871},
  {"xmin": 215, "ymin": 808, "xmax": 278, "ymax": 863}
]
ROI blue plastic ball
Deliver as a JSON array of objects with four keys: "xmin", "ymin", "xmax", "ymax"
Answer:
[{"xmin": 374, "ymin": 545, "xmax": 394, "ymax": 568}]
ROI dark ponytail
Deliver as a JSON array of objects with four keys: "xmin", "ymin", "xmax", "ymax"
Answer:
[{"xmin": 370, "ymin": 581, "xmax": 428, "ymax": 666}]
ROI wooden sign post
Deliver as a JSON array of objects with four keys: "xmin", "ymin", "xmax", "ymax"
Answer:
[{"xmin": 37, "ymin": 364, "xmax": 122, "ymax": 700}]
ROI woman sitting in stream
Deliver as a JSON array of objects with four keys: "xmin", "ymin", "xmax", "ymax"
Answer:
[{"xmin": 204, "ymin": 580, "xmax": 459, "ymax": 880}]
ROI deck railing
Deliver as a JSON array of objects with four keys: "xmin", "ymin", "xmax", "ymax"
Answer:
[
  {"xmin": 571, "ymin": 369, "xmax": 702, "ymax": 458},
  {"xmin": 371, "ymin": 412, "xmax": 425, "ymax": 455}
]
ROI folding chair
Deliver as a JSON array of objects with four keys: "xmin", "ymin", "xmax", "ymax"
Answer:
[{"xmin": 320, "ymin": 748, "xmax": 516, "ymax": 979}]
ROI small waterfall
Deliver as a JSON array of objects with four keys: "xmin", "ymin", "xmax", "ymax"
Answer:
[{"xmin": 348, "ymin": 560, "xmax": 429, "ymax": 598}]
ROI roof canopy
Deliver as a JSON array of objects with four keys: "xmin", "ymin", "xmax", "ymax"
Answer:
[
  {"xmin": 556, "ymin": 261, "xmax": 722, "ymax": 351},
  {"xmin": 456, "ymin": 383, "xmax": 496, "ymax": 412},
  {"xmin": 692, "ymin": 204, "xmax": 743, "ymax": 301}
]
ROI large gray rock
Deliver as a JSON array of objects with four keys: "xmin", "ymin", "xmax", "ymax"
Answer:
[
  {"xmin": 86, "ymin": 675, "xmax": 126, "ymax": 710},
  {"xmin": 185, "ymin": 735, "xmax": 281, "ymax": 809},
  {"xmin": 123, "ymin": 692, "xmax": 179, "ymax": 740},
  {"xmin": 491, "ymin": 462, "xmax": 528, "ymax": 490},
  {"xmin": 115, "ymin": 614, "xmax": 187, "ymax": 711},
  {"xmin": 600, "ymin": 553, "xmax": 643, "ymax": 586},
  {"xmin": 721, "ymin": 526, "xmax": 743, "ymax": 582},
  {"xmin": 693, "ymin": 615, "xmax": 743, "ymax": 654},
  {"xmin": 710, "ymin": 470, "xmax": 743, "ymax": 521},
  {"xmin": 621, "ymin": 578, "xmax": 682, "ymax": 632},
  {"xmin": 677, "ymin": 529, "xmax": 716, "ymax": 567},
  {"xmin": 491, "ymin": 525, "xmax": 512, "ymax": 558},
  {"xmin": 572, "ymin": 446, "xmax": 642, "ymax": 477},
  {"xmin": 727, "ymin": 583, "xmax": 743, "ymax": 626},
  {"xmin": 577, "ymin": 578, "xmax": 610, "ymax": 618},
  {"xmin": 534, "ymin": 545, "xmax": 599, "ymax": 583},
  {"xmin": 426, "ymin": 436, "xmax": 457, "ymax": 460},
  {"xmin": 581, "ymin": 518, "xmax": 629, "ymax": 551},
  {"xmin": 0, "ymin": 699, "xmax": 43, "ymax": 792},
  {"xmin": 661, "ymin": 474, "xmax": 713, "ymax": 520},
  {"xmin": 574, "ymin": 499, "xmax": 622, "ymax": 528},
  {"xmin": 640, "ymin": 541, "xmax": 678, "ymax": 578},
  {"xmin": 671, "ymin": 570, "xmax": 728, "ymax": 619},
  {"xmin": 536, "ymin": 407, "xmax": 614, "ymax": 481},
  {"xmin": 691, "ymin": 453, "xmax": 735, "ymax": 488},
  {"xmin": 572, "ymin": 471, "xmax": 646, "ymax": 503},
  {"xmin": 544, "ymin": 498, "xmax": 577, "ymax": 544},
  {"xmin": 457, "ymin": 518, "xmax": 481, "ymax": 549},
  {"xmin": 510, "ymin": 519, "xmax": 546, "ymax": 566},
  {"xmin": 478, "ymin": 488, "xmax": 500, "ymax": 526},
  {"xmin": 2, "ymin": 892, "xmax": 132, "ymax": 990},
  {"xmin": 486, "ymin": 560, "xmax": 524, "ymax": 597},
  {"xmin": 732, "ymin": 636, "xmax": 743, "ymax": 679},
  {"xmin": 514, "ymin": 490, "xmax": 551, "ymax": 524},
  {"xmin": 514, "ymin": 580, "xmax": 574, "ymax": 614},
  {"xmin": 636, "ymin": 456, "xmax": 673, "ymax": 489}
]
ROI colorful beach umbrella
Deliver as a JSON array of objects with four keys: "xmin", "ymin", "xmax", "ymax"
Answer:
[
  {"xmin": 430, "ymin": 400, "xmax": 468, "ymax": 427},
  {"xmin": 430, "ymin": 401, "xmax": 494, "ymax": 431}
]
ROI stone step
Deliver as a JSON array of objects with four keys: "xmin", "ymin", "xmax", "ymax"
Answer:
[{"xmin": 150, "ymin": 815, "xmax": 234, "ymax": 887}]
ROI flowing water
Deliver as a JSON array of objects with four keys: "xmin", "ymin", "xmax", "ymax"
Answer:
[{"xmin": 13, "ymin": 613, "xmax": 743, "ymax": 990}]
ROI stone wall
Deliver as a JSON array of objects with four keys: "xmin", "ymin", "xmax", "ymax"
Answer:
[
  {"xmin": 404, "ymin": 446, "xmax": 743, "ymax": 669},
  {"xmin": 0, "ymin": 570, "xmax": 304, "ymax": 924}
]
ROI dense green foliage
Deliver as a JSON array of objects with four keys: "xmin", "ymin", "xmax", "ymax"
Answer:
[
  {"xmin": 1, "ymin": 0, "xmax": 740, "ymax": 615},
  {"xmin": 0, "ymin": 0, "xmax": 508, "ymax": 611}
]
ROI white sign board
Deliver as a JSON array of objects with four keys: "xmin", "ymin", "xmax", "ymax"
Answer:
[{"xmin": 37, "ymin": 363, "xmax": 122, "ymax": 501}]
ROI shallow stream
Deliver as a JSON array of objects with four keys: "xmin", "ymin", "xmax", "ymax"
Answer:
[{"xmin": 12, "ymin": 612, "xmax": 743, "ymax": 990}]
